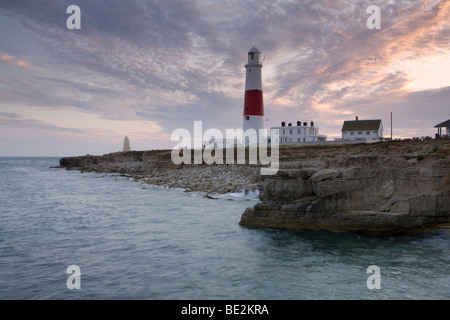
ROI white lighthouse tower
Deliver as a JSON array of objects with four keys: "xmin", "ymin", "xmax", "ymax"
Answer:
[{"xmin": 242, "ymin": 47, "xmax": 266, "ymax": 146}]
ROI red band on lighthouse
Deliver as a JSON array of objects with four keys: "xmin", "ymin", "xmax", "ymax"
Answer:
[{"xmin": 244, "ymin": 90, "xmax": 264, "ymax": 116}]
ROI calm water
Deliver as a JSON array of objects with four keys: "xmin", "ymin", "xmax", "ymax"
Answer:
[{"xmin": 0, "ymin": 157, "xmax": 449, "ymax": 300}]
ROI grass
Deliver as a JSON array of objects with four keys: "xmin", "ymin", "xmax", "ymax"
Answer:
[{"xmin": 417, "ymin": 155, "xmax": 427, "ymax": 162}]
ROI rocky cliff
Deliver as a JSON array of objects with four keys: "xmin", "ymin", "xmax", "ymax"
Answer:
[
  {"xmin": 239, "ymin": 139, "xmax": 450, "ymax": 235},
  {"xmin": 59, "ymin": 139, "xmax": 450, "ymax": 235},
  {"xmin": 59, "ymin": 149, "xmax": 260, "ymax": 194}
]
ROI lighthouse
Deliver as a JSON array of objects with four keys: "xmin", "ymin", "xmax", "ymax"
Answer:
[{"xmin": 242, "ymin": 47, "xmax": 266, "ymax": 146}]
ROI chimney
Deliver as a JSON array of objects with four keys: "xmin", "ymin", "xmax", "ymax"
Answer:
[{"xmin": 355, "ymin": 116, "xmax": 359, "ymax": 121}]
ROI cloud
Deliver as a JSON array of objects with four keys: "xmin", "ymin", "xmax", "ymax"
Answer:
[
  {"xmin": 261, "ymin": 1, "xmax": 450, "ymax": 111},
  {"xmin": 0, "ymin": 112, "xmax": 23, "ymax": 119},
  {"xmin": 0, "ymin": 111, "xmax": 90, "ymax": 134},
  {"xmin": 0, "ymin": 52, "xmax": 39, "ymax": 70},
  {"xmin": 0, "ymin": 0, "xmax": 449, "ymax": 155}
]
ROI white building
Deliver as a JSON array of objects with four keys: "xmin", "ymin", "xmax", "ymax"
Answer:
[
  {"xmin": 270, "ymin": 121, "xmax": 327, "ymax": 145},
  {"xmin": 341, "ymin": 117, "xmax": 383, "ymax": 141}
]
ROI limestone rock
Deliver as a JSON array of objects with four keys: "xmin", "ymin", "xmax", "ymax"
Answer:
[
  {"xmin": 309, "ymin": 169, "xmax": 341, "ymax": 182},
  {"xmin": 59, "ymin": 139, "xmax": 450, "ymax": 235},
  {"xmin": 240, "ymin": 140, "xmax": 450, "ymax": 235},
  {"xmin": 60, "ymin": 150, "xmax": 260, "ymax": 194}
]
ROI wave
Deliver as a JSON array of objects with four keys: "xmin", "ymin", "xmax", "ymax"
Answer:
[{"xmin": 209, "ymin": 189, "xmax": 260, "ymax": 201}]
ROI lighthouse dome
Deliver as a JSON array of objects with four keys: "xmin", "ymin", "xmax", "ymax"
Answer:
[{"xmin": 247, "ymin": 47, "xmax": 261, "ymax": 65}]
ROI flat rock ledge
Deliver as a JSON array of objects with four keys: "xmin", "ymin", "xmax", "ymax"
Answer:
[
  {"xmin": 240, "ymin": 206, "xmax": 450, "ymax": 236},
  {"xmin": 239, "ymin": 149, "xmax": 450, "ymax": 235}
]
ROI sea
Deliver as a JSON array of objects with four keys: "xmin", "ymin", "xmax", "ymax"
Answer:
[{"xmin": 0, "ymin": 157, "xmax": 449, "ymax": 300}]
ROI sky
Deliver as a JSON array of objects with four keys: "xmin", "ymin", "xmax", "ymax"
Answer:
[{"xmin": 0, "ymin": 0, "xmax": 449, "ymax": 156}]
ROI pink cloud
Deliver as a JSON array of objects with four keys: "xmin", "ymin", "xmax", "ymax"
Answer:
[{"xmin": 0, "ymin": 53, "xmax": 39, "ymax": 70}]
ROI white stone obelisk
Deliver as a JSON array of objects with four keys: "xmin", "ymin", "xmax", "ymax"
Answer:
[{"xmin": 122, "ymin": 136, "xmax": 131, "ymax": 152}]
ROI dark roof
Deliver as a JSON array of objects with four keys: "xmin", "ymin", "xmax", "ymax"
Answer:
[
  {"xmin": 435, "ymin": 119, "xmax": 450, "ymax": 128},
  {"xmin": 341, "ymin": 119, "xmax": 382, "ymax": 131}
]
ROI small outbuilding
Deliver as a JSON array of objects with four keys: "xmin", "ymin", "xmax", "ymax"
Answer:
[{"xmin": 435, "ymin": 119, "xmax": 450, "ymax": 139}]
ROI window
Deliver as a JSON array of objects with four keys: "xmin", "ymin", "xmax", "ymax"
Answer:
[
  {"xmin": 245, "ymin": 116, "xmax": 249, "ymax": 120},
  {"xmin": 282, "ymin": 129, "xmax": 285, "ymax": 135},
  {"xmin": 373, "ymin": 131, "xmax": 378, "ymax": 134},
  {"xmin": 289, "ymin": 138, "xmax": 293, "ymax": 142},
  {"xmin": 289, "ymin": 129, "xmax": 293, "ymax": 135},
  {"xmin": 350, "ymin": 132, "xmax": 354, "ymax": 135},
  {"xmin": 343, "ymin": 131, "xmax": 347, "ymax": 134},
  {"xmin": 366, "ymin": 131, "xmax": 370, "ymax": 135},
  {"xmin": 297, "ymin": 129, "xmax": 301, "ymax": 134},
  {"xmin": 297, "ymin": 138, "xmax": 301, "ymax": 142},
  {"xmin": 249, "ymin": 69, "xmax": 251, "ymax": 73},
  {"xmin": 358, "ymin": 131, "xmax": 363, "ymax": 135}
]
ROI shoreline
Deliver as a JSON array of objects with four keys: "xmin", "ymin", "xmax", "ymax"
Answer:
[
  {"xmin": 62, "ymin": 157, "xmax": 260, "ymax": 195},
  {"xmin": 59, "ymin": 139, "xmax": 450, "ymax": 235}
]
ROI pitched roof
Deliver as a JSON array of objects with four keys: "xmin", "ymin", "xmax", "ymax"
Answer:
[
  {"xmin": 435, "ymin": 119, "xmax": 450, "ymax": 128},
  {"xmin": 341, "ymin": 119, "xmax": 382, "ymax": 131}
]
